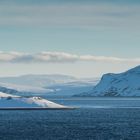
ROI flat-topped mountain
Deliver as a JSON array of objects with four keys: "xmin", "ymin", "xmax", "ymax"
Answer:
[{"xmin": 0, "ymin": 74, "xmax": 77, "ymax": 87}]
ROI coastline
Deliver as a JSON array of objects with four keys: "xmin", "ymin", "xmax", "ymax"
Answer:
[{"xmin": 0, "ymin": 107, "xmax": 76, "ymax": 110}]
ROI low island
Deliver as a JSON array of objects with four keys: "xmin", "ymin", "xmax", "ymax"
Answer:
[{"xmin": 0, "ymin": 92, "xmax": 74, "ymax": 110}]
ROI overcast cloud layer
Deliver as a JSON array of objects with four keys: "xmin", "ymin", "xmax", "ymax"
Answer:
[
  {"xmin": 0, "ymin": 2, "xmax": 140, "ymax": 29},
  {"xmin": 0, "ymin": 51, "xmax": 139, "ymax": 64}
]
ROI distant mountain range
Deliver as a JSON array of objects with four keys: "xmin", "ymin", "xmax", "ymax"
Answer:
[
  {"xmin": 0, "ymin": 74, "xmax": 77, "ymax": 87},
  {"xmin": 78, "ymin": 65, "xmax": 140, "ymax": 97},
  {"xmin": 0, "ymin": 82, "xmax": 53, "ymax": 96},
  {"xmin": 2, "ymin": 65, "xmax": 139, "ymax": 97},
  {"xmin": 0, "ymin": 74, "xmax": 99, "ymax": 96},
  {"xmin": 46, "ymin": 79, "xmax": 99, "ymax": 97}
]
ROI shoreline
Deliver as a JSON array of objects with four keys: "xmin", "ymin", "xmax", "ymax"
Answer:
[{"xmin": 0, "ymin": 107, "xmax": 76, "ymax": 110}]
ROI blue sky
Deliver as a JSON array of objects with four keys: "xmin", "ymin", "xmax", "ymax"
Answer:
[{"xmin": 0, "ymin": 0, "xmax": 140, "ymax": 77}]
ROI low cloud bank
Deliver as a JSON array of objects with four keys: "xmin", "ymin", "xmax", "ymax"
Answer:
[{"xmin": 0, "ymin": 51, "xmax": 139, "ymax": 63}]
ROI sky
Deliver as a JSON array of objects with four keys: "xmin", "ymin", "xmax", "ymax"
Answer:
[{"xmin": 0, "ymin": 0, "xmax": 140, "ymax": 77}]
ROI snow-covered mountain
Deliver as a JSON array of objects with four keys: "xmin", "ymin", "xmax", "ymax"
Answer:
[
  {"xmin": 0, "ymin": 74, "xmax": 76, "ymax": 96},
  {"xmin": 0, "ymin": 74, "xmax": 77, "ymax": 87},
  {"xmin": 78, "ymin": 65, "xmax": 140, "ymax": 97},
  {"xmin": 0, "ymin": 92, "xmax": 68, "ymax": 109},
  {"xmin": 0, "ymin": 74, "xmax": 99, "ymax": 97},
  {"xmin": 46, "ymin": 78, "xmax": 99, "ymax": 97},
  {"xmin": 0, "ymin": 82, "xmax": 54, "ymax": 96}
]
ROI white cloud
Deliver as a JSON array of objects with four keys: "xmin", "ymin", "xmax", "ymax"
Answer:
[
  {"xmin": 35, "ymin": 52, "xmax": 78, "ymax": 62},
  {"xmin": 0, "ymin": 51, "xmax": 139, "ymax": 64}
]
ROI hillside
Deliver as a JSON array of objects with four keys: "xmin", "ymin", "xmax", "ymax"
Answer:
[{"xmin": 78, "ymin": 65, "xmax": 140, "ymax": 97}]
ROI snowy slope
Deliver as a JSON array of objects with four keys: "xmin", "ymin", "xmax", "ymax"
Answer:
[
  {"xmin": 46, "ymin": 78, "xmax": 99, "ymax": 97},
  {"xmin": 0, "ymin": 92, "xmax": 19, "ymax": 97},
  {"xmin": 0, "ymin": 92, "xmax": 67, "ymax": 108},
  {"xmin": 79, "ymin": 65, "xmax": 140, "ymax": 97},
  {"xmin": 0, "ymin": 82, "xmax": 54, "ymax": 96}
]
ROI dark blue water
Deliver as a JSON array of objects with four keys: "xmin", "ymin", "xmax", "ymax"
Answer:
[{"xmin": 0, "ymin": 98, "xmax": 140, "ymax": 140}]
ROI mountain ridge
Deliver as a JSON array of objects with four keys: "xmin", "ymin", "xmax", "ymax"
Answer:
[{"xmin": 78, "ymin": 65, "xmax": 140, "ymax": 97}]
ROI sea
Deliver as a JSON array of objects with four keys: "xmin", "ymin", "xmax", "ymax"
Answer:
[{"xmin": 0, "ymin": 97, "xmax": 140, "ymax": 140}]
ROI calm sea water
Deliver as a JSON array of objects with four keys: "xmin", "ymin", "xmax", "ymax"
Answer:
[{"xmin": 0, "ymin": 97, "xmax": 140, "ymax": 140}]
